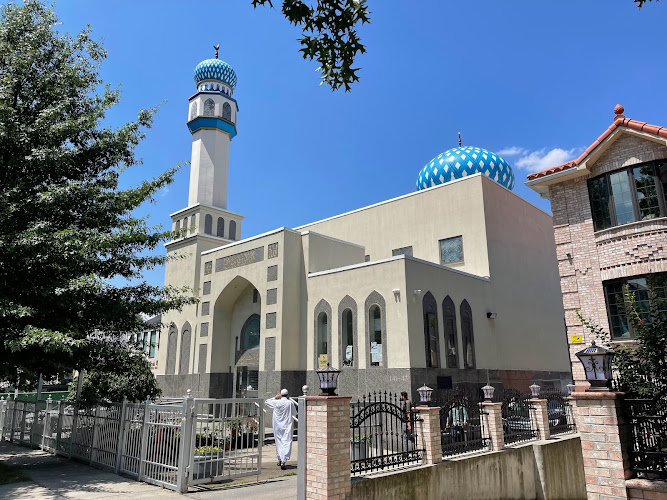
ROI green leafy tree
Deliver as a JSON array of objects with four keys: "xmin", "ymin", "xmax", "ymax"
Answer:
[
  {"xmin": 252, "ymin": 0, "xmax": 370, "ymax": 91},
  {"xmin": 69, "ymin": 339, "xmax": 162, "ymax": 407},
  {"xmin": 578, "ymin": 281, "xmax": 667, "ymax": 399},
  {"xmin": 0, "ymin": 1, "xmax": 194, "ymax": 396}
]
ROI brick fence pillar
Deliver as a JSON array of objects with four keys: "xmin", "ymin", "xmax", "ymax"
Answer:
[
  {"xmin": 572, "ymin": 391, "xmax": 631, "ymax": 500},
  {"xmin": 530, "ymin": 398, "xmax": 551, "ymax": 440},
  {"xmin": 305, "ymin": 396, "xmax": 351, "ymax": 500},
  {"xmin": 482, "ymin": 402, "xmax": 505, "ymax": 451},
  {"xmin": 415, "ymin": 406, "xmax": 441, "ymax": 464}
]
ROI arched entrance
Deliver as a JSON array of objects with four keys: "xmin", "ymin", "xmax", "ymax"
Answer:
[
  {"xmin": 210, "ymin": 275, "xmax": 262, "ymax": 398},
  {"xmin": 236, "ymin": 313, "xmax": 261, "ymax": 397}
]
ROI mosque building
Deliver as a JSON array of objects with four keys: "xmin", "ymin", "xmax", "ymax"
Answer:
[{"xmin": 156, "ymin": 52, "xmax": 572, "ymax": 399}]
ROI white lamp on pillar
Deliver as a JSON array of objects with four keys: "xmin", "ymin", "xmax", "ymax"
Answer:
[
  {"xmin": 529, "ymin": 383, "xmax": 541, "ymax": 398},
  {"xmin": 575, "ymin": 341, "xmax": 615, "ymax": 391},
  {"xmin": 482, "ymin": 384, "xmax": 495, "ymax": 402},
  {"xmin": 417, "ymin": 384, "xmax": 433, "ymax": 405},
  {"xmin": 316, "ymin": 364, "xmax": 341, "ymax": 396}
]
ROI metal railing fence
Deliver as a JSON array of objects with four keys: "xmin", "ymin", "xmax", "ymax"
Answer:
[{"xmin": 0, "ymin": 394, "xmax": 264, "ymax": 493}]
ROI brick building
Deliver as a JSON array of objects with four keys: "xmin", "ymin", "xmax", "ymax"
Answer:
[{"xmin": 526, "ymin": 105, "xmax": 667, "ymax": 386}]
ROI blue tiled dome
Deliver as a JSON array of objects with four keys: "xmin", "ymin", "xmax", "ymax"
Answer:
[
  {"xmin": 417, "ymin": 146, "xmax": 515, "ymax": 191},
  {"xmin": 194, "ymin": 58, "xmax": 237, "ymax": 90}
]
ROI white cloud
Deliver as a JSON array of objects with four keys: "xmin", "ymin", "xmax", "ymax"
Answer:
[
  {"xmin": 497, "ymin": 146, "xmax": 528, "ymax": 157},
  {"xmin": 514, "ymin": 148, "xmax": 582, "ymax": 172},
  {"xmin": 159, "ymin": 186, "xmax": 170, "ymax": 197}
]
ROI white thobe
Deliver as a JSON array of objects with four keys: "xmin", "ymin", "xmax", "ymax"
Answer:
[{"xmin": 264, "ymin": 397, "xmax": 297, "ymax": 462}]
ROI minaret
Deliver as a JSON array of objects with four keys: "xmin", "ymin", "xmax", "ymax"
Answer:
[{"xmin": 187, "ymin": 46, "xmax": 239, "ymax": 209}]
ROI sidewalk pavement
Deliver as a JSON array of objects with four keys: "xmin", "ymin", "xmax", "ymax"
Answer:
[{"xmin": 0, "ymin": 441, "xmax": 297, "ymax": 499}]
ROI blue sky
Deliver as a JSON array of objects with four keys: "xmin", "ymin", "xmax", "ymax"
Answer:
[{"xmin": 50, "ymin": 0, "xmax": 667, "ymax": 288}]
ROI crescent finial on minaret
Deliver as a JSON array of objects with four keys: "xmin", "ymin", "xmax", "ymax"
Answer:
[
  {"xmin": 458, "ymin": 131, "xmax": 462, "ymax": 147},
  {"xmin": 214, "ymin": 44, "xmax": 220, "ymax": 59}
]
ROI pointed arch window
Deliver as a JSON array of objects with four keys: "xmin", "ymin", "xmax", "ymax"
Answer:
[
  {"xmin": 179, "ymin": 323, "xmax": 191, "ymax": 374},
  {"xmin": 314, "ymin": 299, "xmax": 332, "ymax": 369},
  {"xmin": 217, "ymin": 217, "xmax": 225, "ymax": 237},
  {"xmin": 175, "ymin": 220, "xmax": 181, "ymax": 232},
  {"xmin": 222, "ymin": 102, "xmax": 232, "ymax": 121},
  {"xmin": 204, "ymin": 214, "xmax": 213, "ymax": 234},
  {"xmin": 460, "ymin": 300, "xmax": 476, "ymax": 369},
  {"xmin": 342, "ymin": 309, "xmax": 354, "ymax": 366},
  {"xmin": 317, "ymin": 312, "xmax": 328, "ymax": 365},
  {"xmin": 422, "ymin": 292, "xmax": 439, "ymax": 368},
  {"xmin": 189, "ymin": 101, "xmax": 197, "ymax": 120},
  {"xmin": 443, "ymin": 296, "xmax": 458, "ymax": 368},
  {"xmin": 166, "ymin": 325, "xmax": 178, "ymax": 375},
  {"xmin": 229, "ymin": 220, "xmax": 237, "ymax": 240},
  {"xmin": 204, "ymin": 98, "xmax": 215, "ymax": 116},
  {"xmin": 365, "ymin": 292, "xmax": 386, "ymax": 368}
]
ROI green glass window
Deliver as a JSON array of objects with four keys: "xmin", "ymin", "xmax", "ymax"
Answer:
[
  {"xmin": 439, "ymin": 236, "xmax": 463, "ymax": 264},
  {"xmin": 603, "ymin": 274, "xmax": 667, "ymax": 340},
  {"xmin": 589, "ymin": 161, "xmax": 667, "ymax": 231},
  {"xmin": 588, "ymin": 176, "xmax": 612, "ymax": 231}
]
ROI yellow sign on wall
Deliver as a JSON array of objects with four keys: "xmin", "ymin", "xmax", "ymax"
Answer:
[
  {"xmin": 570, "ymin": 335, "xmax": 583, "ymax": 344},
  {"xmin": 319, "ymin": 354, "xmax": 328, "ymax": 368}
]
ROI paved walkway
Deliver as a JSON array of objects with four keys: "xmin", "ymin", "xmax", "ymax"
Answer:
[{"xmin": 0, "ymin": 441, "xmax": 297, "ymax": 499}]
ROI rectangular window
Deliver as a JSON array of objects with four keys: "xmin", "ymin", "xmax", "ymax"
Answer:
[
  {"xmin": 603, "ymin": 273, "xmax": 667, "ymax": 339},
  {"xmin": 149, "ymin": 331, "xmax": 157, "ymax": 358},
  {"xmin": 588, "ymin": 160, "xmax": 667, "ymax": 231},
  {"xmin": 392, "ymin": 246, "xmax": 413, "ymax": 257},
  {"xmin": 439, "ymin": 236, "xmax": 463, "ymax": 264}
]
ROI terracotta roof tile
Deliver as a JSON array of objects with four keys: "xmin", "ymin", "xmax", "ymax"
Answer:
[{"xmin": 526, "ymin": 106, "xmax": 666, "ymax": 181}]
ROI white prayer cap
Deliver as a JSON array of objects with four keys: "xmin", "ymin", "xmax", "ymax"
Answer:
[{"xmin": 281, "ymin": 389, "xmax": 289, "ymax": 396}]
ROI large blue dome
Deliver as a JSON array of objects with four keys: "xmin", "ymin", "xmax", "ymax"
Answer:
[
  {"xmin": 417, "ymin": 146, "xmax": 515, "ymax": 191},
  {"xmin": 194, "ymin": 58, "xmax": 237, "ymax": 90}
]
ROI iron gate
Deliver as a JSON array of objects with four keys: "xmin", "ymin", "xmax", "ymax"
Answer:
[
  {"xmin": 434, "ymin": 389, "xmax": 489, "ymax": 457},
  {"xmin": 499, "ymin": 389, "xmax": 538, "ymax": 444},
  {"xmin": 350, "ymin": 392, "xmax": 424, "ymax": 475},
  {"xmin": 188, "ymin": 398, "xmax": 263, "ymax": 485}
]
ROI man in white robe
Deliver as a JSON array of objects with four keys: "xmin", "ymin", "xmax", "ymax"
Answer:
[{"xmin": 264, "ymin": 388, "xmax": 297, "ymax": 469}]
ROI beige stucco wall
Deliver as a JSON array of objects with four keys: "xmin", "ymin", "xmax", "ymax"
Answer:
[
  {"xmin": 306, "ymin": 258, "xmax": 408, "ymax": 370},
  {"xmin": 403, "ymin": 258, "xmax": 491, "ymax": 369},
  {"xmin": 303, "ymin": 231, "xmax": 365, "ymax": 273},
  {"xmin": 481, "ymin": 176, "xmax": 570, "ymax": 372},
  {"xmin": 297, "ymin": 174, "xmax": 491, "ymax": 278}
]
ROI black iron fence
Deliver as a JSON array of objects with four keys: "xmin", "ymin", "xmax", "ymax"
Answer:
[
  {"xmin": 498, "ymin": 389, "xmax": 538, "ymax": 444},
  {"xmin": 349, "ymin": 392, "xmax": 424, "ymax": 475},
  {"xmin": 541, "ymin": 390, "xmax": 576, "ymax": 436},
  {"xmin": 433, "ymin": 389, "xmax": 489, "ymax": 457},
  {"xmin": 624, "ymin": 398, "xmax": 667, "ymax": 480}
]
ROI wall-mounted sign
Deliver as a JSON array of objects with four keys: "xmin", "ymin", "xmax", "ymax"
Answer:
[
  {"xmin": 570, "ymin": 335, "xmax": 583, "ymax": 344},
  {"xmin": 319, "ymin": 354, "xmax": 328, "ymax": 369}
]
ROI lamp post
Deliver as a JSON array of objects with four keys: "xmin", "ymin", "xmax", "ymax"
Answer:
[
  {"xmin": 575, "ymin": 341, "xmax": 615, "ymax": 391},
  {"xmin": 482, "ymin": 384, "xmax": 495, "ymax": 402},
  {"xmin": 316, "ymin": 363, "xmax": 341, "ymax": 396},
  {"xmin": 529, "ymin": 383, "xmax": 541, "ymax": 398},
  {"xmin": 566, "ymin": 383, "xmax": 575, "ymax": 396},
  {"xmin": 417, "ymin": 384, "xmax": 433, "ymax": 406}
]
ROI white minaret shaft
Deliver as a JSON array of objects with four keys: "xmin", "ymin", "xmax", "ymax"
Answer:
[
  {"xmin": 186, "ymin": 51, "xmax": 238, "ymax": 210},
  {"xmin": 188, "ymin": 127, "xmax": 231, "ymax": 209}
]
